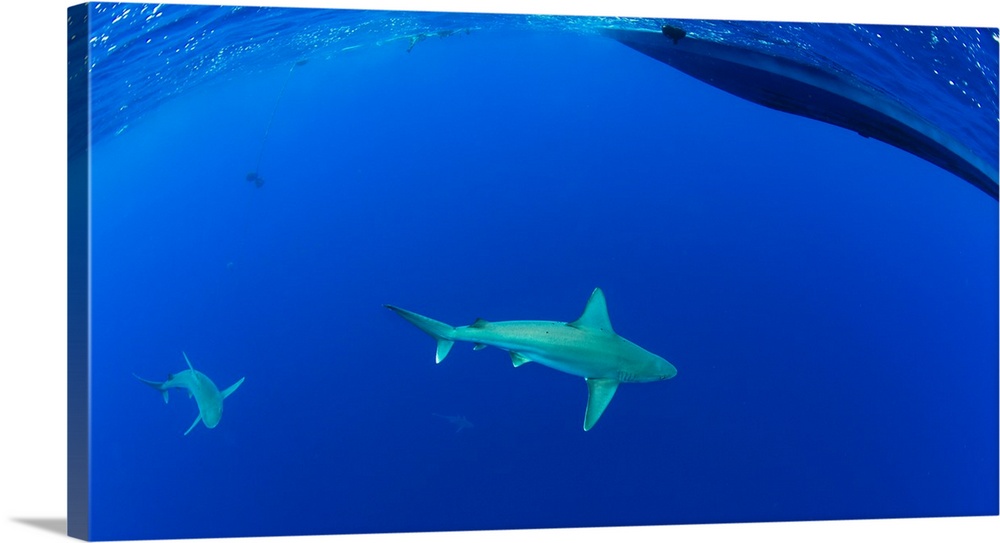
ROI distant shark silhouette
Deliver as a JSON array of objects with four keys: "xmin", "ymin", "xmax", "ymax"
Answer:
[
  {"xmin": 134, "ymin": 352, "xmax": 245, "ymax": 435},
  {"xmin": 433, "ymin": 413, "xmax": 474, "ymax": 432},
  {"xmin": 386, "ymin": 288, "xmax": 677, "ymax": 431},
  {"xmin": 604, "ymin": 26, "xmax": 999, "ymax": 199},
  {"xmin": 391, "ymin": 28, "xmax": 472, "ymax": 53}
]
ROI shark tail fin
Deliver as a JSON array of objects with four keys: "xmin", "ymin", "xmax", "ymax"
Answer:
[
  {"xmin": 385, "ymin": 304, "xmax": 456, "ymax": 364},
  {"xmin": 133, "ymin": 373, "xmax": 169, "ymax": 403}
]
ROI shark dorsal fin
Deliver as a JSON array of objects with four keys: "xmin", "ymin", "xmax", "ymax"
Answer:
[
  {"xmin": 568, "ymin": 288, "xmax": 614, "ymax": 334},
  {"xmin": 469, "ymin": 318, "xmax": 490, "ymax": 329},
  {"xmin": 182, "ymin": 351, "xmax": 195, "ymax": 371}
]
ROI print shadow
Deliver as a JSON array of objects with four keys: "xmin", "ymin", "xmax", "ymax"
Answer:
[{"xmin": 12, "ymin": 517, "xmax": 67, "ymax": 536}]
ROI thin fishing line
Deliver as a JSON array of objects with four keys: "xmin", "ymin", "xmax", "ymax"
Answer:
[{"xmin": 248, "ymin": 59, "xmax": 308, "ymax": 186}]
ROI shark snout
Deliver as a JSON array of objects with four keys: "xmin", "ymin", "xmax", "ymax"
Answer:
[
  {"xmin": 202, "ymin": 410, "xmax": 223, "ymax": 428},
  {"xmin": 660, "ymin": 360, "xmax": 678, "ymax": 380}
]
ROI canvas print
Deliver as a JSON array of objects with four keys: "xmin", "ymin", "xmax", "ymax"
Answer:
[{"xmin": 67, "ymin": 2, "xmax": 999, "ymax": 541}]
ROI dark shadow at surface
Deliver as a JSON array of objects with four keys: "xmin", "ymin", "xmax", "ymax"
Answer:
[
  {"xmin": 603, "ymin": 27, "xmax": 1000, "ymax": 199},
  {"xmin": 12, "ymin": 518, "xmax": 67, "ymax": 536}
]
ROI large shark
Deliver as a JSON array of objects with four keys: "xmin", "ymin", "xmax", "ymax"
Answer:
[
  {"xmin": 386, "ymin": 288, "xmax": 677, "ymax": 431},
  {"xmin": 134, "ymin": 352, "xmax": 245, "ymax": 435}
]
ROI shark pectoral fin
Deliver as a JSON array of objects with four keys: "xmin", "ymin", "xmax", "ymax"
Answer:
[
  {"xmin": 584, "ymin": 378, "xmax": 620, "ymax": 431},
  {"xmin": 221, "ymin": 377, "xmax": 246, "ymax": 399},
  {"xmin": 184, "ymin": 413, "xmax": 203, "ymax": 436},
  {"xmin": 473, "ymin": 343, "xmax": 487, "ymax": 351},
  {"xmin": 510, "ymin": 351, "xmax": 532, "ymax": 367},
  {"xmin": 436, "ymin": 340, "xmax": 455, "ymax": 364}
]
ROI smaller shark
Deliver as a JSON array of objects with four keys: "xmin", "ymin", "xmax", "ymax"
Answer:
[
  {"xmin": 433, "ymin": 413, "xmax": 474, "ymax": 432},
  {"xmin": 134, "ymin": 352, "xmax": 245, "ymax": 435},
  {"xmin": 387, "ymin": 288, "xmax": 677, "ymax": 430}
]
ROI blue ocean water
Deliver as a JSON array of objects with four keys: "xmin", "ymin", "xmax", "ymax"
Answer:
[{"xmin": 79, "ymin": 3, "xmax": 998, "ymax": 541}]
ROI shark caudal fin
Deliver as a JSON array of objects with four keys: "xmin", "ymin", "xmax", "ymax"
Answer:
[
  {"xmin": 133, "ymin": 373, "xmax": 170, "ymax": 403},
  {"xmin": 385, "ymin": 304, "xmax": 457, "ymax": 363}
]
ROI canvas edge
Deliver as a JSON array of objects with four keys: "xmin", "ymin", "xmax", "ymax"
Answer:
[
  {"xmin": 57, "ymin": 2, "xmax": 999, "ymax": 541},
  {"xmin": 67, "ymin": 2, "xmax": 91, "ymax": 541}
]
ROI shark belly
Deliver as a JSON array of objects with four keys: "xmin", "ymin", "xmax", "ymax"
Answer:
[
  {"xmin": 192, "ymin": 389, "xmax": 225, "ymax": 428},
  {"xmin": 166, "ymin": 370, "xmax": 225, "ymax": 428},
  {"xmin": 456, "ymin": 321, "xmax": 624, "ymax": 379}
]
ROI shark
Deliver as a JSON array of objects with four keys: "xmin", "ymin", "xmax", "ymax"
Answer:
[
  {"xmin": 386, "ymin": 288, "xmax": 677, "ymax": 431},
  {"xmin": 134, "ymin": 352, "xmax": 245, "ymax": 435},
  {"xmin": 433, "ymin": 413, "xmax": 474, "ymax": 432}
]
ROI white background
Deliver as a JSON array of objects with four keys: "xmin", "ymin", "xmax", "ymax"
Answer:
[{"xmin": 1, "ymin": 1, "xmax": 997, "ymax": 542}]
